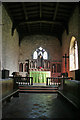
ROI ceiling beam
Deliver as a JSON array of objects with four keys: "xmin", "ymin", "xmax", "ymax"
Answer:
[
  {"xmin": 42, "ymin": 11, "xmax": 53, "ymax": 14},
  {"xmin": 19, "ymin": 20, "xmax": 63, "ymax": 25},
  {"xmin": 26, "ymin": 6, "xmax": 39, "ymax": 11},
  {"xmin": 51, "ymin": 3, "xmax": 59, "ymax": 32},
  {"xmin": 43, "ymin": 6, "xmax": 55, "ymax": 11},
  {"xmin": 7, "ymin": 4, "xmax": 21, "ymax": 9},
  {"xmin": 40, "ymin": 2, "xmax": 42, "ymax": 33},
  {"xmin": 59, "ymin": 4, "xmax": 74, "ymax": 8},
  {"xmin": 40, "ymin": 2, "xmax": 42, "ymax": 19},
  {"xmin": 53, "ymin": 2, "xmax": 59, "ymax": 20},
  {"xmin": 22, "ymin": 3, "xmax": 31, "ymax": 33},
  {"xmin": 58, "ymin": 8, "xmax": 70, "ymax": 13},
  {"xmin": 25, "ymin": 11, "xmax": 38, "ymax": 14},
  {"xmin": 57, "ymin": 13, "xmax": 69, "ymax": 17},
  {"xmin": 22, "ymin": 3, "xmax": 28, "ymax": 20}
]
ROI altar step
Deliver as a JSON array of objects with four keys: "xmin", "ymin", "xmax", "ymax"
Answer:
[{"xmin": 19, "ymin": 86, "xmax": 58, "ymax": 93}]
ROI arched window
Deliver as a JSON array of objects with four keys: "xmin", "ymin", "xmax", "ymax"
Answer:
[
  {"xmin": 33, "ymin": 51, "xmax": 37, "ymax": 59},
  {"xmin": 33, "ymin": 47, "xmax": 48, "ymax": 60},
  {"xmin": 43, "ymin": 51, "xmax": 48, "ymax": 59},
  {"xmin": 69, "ymin": 36, "xmax": 78, "ymax": 71}
]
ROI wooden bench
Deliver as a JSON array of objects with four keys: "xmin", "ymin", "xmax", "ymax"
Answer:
[
  {"xmin": 58, "ymin": 90, "xmax": 80, "ymax": 109},
  {"xmin": 0, "ymin": 89, "xmax": 19, "ymax": 104},
  {"xmin": 58, "ymin": 79, "xmax": 80, "ymax": 110}
]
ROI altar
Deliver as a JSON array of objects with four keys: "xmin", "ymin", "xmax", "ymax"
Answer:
[{"xmin": 30, "ymin": 70, "xmax": 51, "ymax": 83}]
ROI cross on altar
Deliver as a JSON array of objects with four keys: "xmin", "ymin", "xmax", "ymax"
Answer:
[{"xmin": 63, "ymin": 54, "xmax": 69, "ymax": 72}]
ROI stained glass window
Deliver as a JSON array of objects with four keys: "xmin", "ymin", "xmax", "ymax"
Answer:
[
  {"xmin": 33, "ymin": 47, "xmax": 48, "ymax": 60},
  {"xmin": 43, "ymin": 51, "xmax": 48, "ymax": 59},
  {"xmin": 33, "ymin": 51, "xmax": 37, "ymax": 59}
]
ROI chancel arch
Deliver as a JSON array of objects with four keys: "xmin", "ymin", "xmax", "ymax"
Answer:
[{"xmin": 69, "ymin": 36, "xmax": 79, "ymax": 71}]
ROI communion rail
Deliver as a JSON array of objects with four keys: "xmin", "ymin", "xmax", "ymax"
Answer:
[
  {"xmin": 9, "ymin": 77, "xmax": 33, "ymax": 86},
  {"xmin": 46, "ymin": 77, "xmax": 73, "ymax": 87}
]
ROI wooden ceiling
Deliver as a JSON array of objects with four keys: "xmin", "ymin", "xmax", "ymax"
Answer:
[{"xmin": 3, "ymin": 2, "xmax": 78, "ymax": 45}]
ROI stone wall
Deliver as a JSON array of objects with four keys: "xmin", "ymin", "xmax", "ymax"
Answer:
[
  {"xmin": 0, "ymin": 3, "xmax": 2, "ymax": 79},
  {"xmin": 19, "ymin": 35, "xmax": 62, "ymax": 62},
  {"xmin": 2, "ymin": 5, "xmax": 19, "ymax": 76},
  {"xmin": 61, "ymin": 6, "xmax": 79, "ymax": 79},
  {"xmin": 0, "ymin": 3, "xmax": 2, "ymax": 120}
]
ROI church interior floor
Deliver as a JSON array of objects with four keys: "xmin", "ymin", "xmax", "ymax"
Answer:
[{"xmin": 2, "ymin": 93, "xmax": 80, "ymax": 119}]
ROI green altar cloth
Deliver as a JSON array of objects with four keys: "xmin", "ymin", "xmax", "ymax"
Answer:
[{"xmin": 30, "ymin": 71, "xmax": 51, "ymax": 83}]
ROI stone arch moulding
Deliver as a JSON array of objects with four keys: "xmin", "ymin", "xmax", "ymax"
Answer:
[{"xmin": 69, "ymin": 36, "xmax": 79, "ymax": 71}]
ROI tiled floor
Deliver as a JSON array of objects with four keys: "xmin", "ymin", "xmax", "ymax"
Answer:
[{"xmin": 2, "ymin": 93, "xmax": 79, "ymax": 119}]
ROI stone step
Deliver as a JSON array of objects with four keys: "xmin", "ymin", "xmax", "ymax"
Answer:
[
  {"xmin": 19, "ymin": 89, "xmax": 58, "ymax": 93},
  {"xmin": 19, "ymin": 86, "xmax": 58, "ymax": 93},
  {"xmin": 19, "ymin": 86, "xmax": 58, "ymax": 90}
]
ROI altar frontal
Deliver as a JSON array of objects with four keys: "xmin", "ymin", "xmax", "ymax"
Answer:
[{"xmin": 30, "ymin": 71, "xmax": 51, "ymax": 83}]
